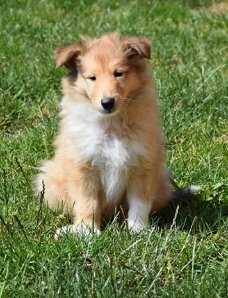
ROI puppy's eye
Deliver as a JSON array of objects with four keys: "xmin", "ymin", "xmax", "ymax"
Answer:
[
  {"xmin": 88, "ymin": 76, "xmax": 96, "ymax": 81},
  {"xmin": 114, "ymin": 71, "xmax": 123, "ymax": 78}
]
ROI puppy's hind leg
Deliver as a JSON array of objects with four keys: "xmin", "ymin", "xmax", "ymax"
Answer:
[
  {"xmin": 34, "ymin": 160, "xmax": 68, "ymax": 211},
  {"xmin": 152, "ymin": 169, "xmax": 172, "ymax": 212}
]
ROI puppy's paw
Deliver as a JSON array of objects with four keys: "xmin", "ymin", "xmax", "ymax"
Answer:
[
  {"xmin": 127, "ymin": 219, "xmax": 146, "ymax": 233},
  {"xmin": 54, "ymin": 224, "xmax": 100, "ymax": 240}
]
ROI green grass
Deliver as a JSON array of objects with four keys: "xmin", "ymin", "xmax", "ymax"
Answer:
[{"xmin": 0, "ymin": 0, "xmax": 227, "ymax": 296}]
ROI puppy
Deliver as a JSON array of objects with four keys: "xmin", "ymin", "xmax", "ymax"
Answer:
[{"xmin": 34, "ymin": 32, "xmax": 172, "ymax": 237}]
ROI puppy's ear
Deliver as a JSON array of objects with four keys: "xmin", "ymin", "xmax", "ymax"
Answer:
[
  {"xmin": 79, "ymin": 35, "xmax": 92, "ymax": 46},
  {"xmin": 122, "ymin": 36, "xmax": 151, "ymax": 59},
  {"xmin": 54, "ymin": 44, "xmax": 82, "ymax": 70}
]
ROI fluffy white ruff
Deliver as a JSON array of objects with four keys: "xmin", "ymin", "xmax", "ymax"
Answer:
[{"xmin": 62, "ymin": 98, "xmax": 147, "ymax": 202}]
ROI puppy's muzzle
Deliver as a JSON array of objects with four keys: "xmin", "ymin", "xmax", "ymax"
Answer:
[{"xmin": 101, "ymin": 97, "xmax": 115, "ymax": 113}]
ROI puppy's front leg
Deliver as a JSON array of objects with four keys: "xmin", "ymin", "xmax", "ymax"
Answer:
[
  {"xmin": 55, "ymin": 168, "xmax": 101, "ymax": 239},
  {"xmin": 127, "ymin": 175, "xmax": 153, "ymax": 233}
]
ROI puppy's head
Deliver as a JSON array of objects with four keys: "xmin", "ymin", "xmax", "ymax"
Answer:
[{"xmin": 55, "ymin": 33, "xmax": 151, "ymax": 115}]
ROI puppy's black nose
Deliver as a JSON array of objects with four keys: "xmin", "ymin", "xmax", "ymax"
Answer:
[{"xmin": 101, "ymin": 97, "xmax": 115, "ymax": 112}]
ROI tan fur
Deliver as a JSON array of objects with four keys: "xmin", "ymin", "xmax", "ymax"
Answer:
[{"xmin": 34, "ymin": 32, "xmax": 172, "ymax": 235}]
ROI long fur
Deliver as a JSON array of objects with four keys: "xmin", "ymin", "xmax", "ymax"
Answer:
[{"xmin": 34, "ymin": 32, "xmax": 172, "ymax": 236}]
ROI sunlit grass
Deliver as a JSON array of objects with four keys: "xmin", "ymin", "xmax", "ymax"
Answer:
[{"xmin": 0, "ymin": 0, "xmax": 227, "ymax": 296}]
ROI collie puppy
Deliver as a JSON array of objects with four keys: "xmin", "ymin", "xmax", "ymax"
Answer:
[{"xmin": 34, "ymin": 32, "xmax": 172, "ymax": 237}]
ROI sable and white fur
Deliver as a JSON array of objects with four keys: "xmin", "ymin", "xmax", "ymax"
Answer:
[{"xmin": 34, "ymin": 33, "xmax": 172, "ymax": 236}]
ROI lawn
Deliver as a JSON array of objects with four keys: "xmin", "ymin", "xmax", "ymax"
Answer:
[{"xmin": 0, "ymin": 0, "xmax": 227, "ymax": 297}]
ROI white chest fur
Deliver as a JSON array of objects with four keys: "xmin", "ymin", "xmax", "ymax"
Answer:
[
  {"xmin": 62, "ymin": 99, "xmax": 146, "ymax": 201},
  {"xmin": 92, "ymin": 134, "xmax": 129, "ymax": 201}
]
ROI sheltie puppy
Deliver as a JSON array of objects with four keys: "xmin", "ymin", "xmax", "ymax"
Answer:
[{"xmin": 34, "ymin": 32, "xmax": 172, "ymax": 237}]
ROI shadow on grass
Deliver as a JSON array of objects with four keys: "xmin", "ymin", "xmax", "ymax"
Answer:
[
  {"xmin": 183, "ymin": 0, "xmax": 213, "ymax": 9},
  {"xmin": 154, "ymin": 193, "xmax": 228, "ymax": 234}
]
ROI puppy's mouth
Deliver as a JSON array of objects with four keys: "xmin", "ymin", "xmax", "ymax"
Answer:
[{"xmin": 99, "ymin": 108, "xmax": 118, "ymax": 116}]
